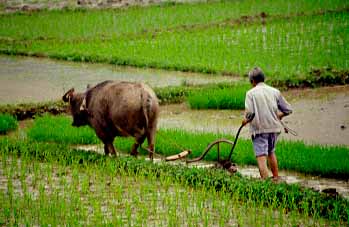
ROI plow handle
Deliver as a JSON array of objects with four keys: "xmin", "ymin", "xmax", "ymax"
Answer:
[{"xmin": 227, "ymin": 112, "xmax": 255, "ymax": 161}]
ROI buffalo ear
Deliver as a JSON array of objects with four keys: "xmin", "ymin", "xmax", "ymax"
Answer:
[
  {"xmin": 86, "ymin": 84, "xmax": 91, "ymax": 89},
  {"xmin": 62, "ymin": 88, "xmax": 74, "ymax": 103}
]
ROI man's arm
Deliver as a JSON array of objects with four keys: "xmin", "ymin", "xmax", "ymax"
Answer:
[
  {"xmin": 277, "ymin": 93, "xmax": 292, "ymax": 120},
  {"xmin": 242, "ymin": 93, "xmax": 254, "ymax": 125}
]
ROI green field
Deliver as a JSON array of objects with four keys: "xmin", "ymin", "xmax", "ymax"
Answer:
[
  {"xmin": 1, "ymin": 0, "xmax": 347, "ymax": 40},
  {"xmin": 0, "ymin": 0, "xmax": 348, "ymax": 86}
]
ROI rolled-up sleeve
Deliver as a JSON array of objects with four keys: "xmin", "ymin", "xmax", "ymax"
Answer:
[{"xmin": 277, "ymin": 93, "xmax": 292, "ymax": 115}]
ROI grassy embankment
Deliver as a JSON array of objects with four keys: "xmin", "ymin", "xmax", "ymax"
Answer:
[
  {"xmin": 27, "ymin": 115, "xmax": 349, "ymax": 178},
  {"xmin": 0, "ymin": 0, "xmax": 348, "ymax": 88},
  {"xmin": 1, "ymin": 137, "xmax": 348, "ymax": 226}
]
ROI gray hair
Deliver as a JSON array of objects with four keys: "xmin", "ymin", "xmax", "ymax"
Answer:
[{"xmin": 248, "ymin": 67, "xmax": 265, "ymax": 83}]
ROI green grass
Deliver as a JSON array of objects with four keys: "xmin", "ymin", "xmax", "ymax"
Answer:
[
  {"xmin": 0, "ymin": 113, "xmax": 18, "ymax": 134},
  {"xmin": 27, "ymin": 115, "xmax": 349, "ymax": 178},
  {"xmin": 0, "ymin": 138, "xmax": 348, "ymax": 224},
  {"xmin": 187, "ymin": 83, "xmax": 249, "ymax": 109}
]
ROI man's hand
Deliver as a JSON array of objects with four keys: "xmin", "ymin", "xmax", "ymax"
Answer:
[
  {"xmin": 242, "ymin": 112, "xmax": 255, "ymax": 125},
  {"xmin": 277, "ymin": 112, "xmax": 285, "ymax": 120}
]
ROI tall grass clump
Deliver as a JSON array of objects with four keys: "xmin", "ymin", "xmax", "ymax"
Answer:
[
  {"xmin": 27, "ymin": 114, "xmax": 98, "ymax": 144},
  {"xmin": 0, "ymin": 113, "xmax": 18, "ymax": 134},
  {"xmin": 187, "ymin": 83, "xmax": 249, "ymax": 109}
]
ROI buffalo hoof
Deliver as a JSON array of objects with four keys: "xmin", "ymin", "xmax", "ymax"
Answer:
[
  {"xmin": 108, "ymin": 152, "xmax": 117, "ymax": 157},
  {"xmin": 148, "ymin": 152, "xmax": 154, "ymax": 161},
  {"xmin": 130, "ymin": 150, "xmax": 138, "ymax": 157}
]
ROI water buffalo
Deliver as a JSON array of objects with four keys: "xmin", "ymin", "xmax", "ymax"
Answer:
[{"xmin": 62, "ymin": 80, "xmax": 159, "ymax": 158}]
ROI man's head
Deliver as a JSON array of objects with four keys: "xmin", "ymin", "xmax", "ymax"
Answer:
[{"xmin": 248, "ymin": 67, "xmax": 265, "ymax": 86}]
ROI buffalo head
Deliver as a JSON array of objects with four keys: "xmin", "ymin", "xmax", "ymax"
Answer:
[{"xmin": 62, "ymin": 88, "xmax": 89, "ymax": 127}]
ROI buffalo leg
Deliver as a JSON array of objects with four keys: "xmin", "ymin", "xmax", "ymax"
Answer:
[
  {"xmin": 104, "ymin": 142, "xmax": 116, "ymax": 156},
  {"xmin": 131, "ymin": 134, "xmax": 146, "ymax": 157},
  {"xmin": 146, "ymin": 128, "xmax": 156, "ymax": 160}
]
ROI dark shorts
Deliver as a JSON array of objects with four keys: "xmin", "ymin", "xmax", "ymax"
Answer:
[{"xmin": 252, "ymin": 133, "xmax": 279, "ymax": 157}]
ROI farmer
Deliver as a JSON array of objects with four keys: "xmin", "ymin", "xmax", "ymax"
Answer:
[{"xmin": 242, "ymin": 67, "xmax": 292, "ymax": 180}]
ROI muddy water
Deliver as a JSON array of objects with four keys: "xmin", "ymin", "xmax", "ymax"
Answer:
[
  {"xmin": 0, "ymin": 55, "xmax": 237, "ymax": 104},
  {"xmin": 159, "ymin": 86, "xmax": 349, "ymax": 146}
]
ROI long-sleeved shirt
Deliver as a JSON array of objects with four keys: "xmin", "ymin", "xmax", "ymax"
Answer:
[{"xmin": 245, "ymin": 82, "xmax": 292, "ymax": 136}]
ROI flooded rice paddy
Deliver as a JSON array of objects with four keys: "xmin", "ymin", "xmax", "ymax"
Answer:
[
  {"xmin": 0, "ymin": 55, "xmax": 237, "ymax": 104},
  {"xmin": 1, "ymin": 156, "xmax": 337, "ymax": 226},
  {"xmin": 1, "ymin": 55, "xmax": 348, "ymax": 201}
]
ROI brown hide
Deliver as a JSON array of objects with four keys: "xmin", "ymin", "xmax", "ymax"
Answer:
[{"xmin": 63, "ymin": 81, "xmax": 159, "ymax": 158}]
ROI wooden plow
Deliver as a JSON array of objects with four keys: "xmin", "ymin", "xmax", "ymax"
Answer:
[{"xmin": 164, "ymin": 113, "xmax": 255, "ymax": 173}]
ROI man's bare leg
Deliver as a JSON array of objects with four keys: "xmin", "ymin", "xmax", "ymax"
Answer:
[
  {"xmin": 256, "ymin": 155, "xmax": 269, "ymax": 179},
  {"xmin": 267, "ymin": 153, "xmax": 279, "ymax": 179}
]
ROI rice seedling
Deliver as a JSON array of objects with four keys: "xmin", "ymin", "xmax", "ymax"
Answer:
[
  {"xmin": 0, "ymin": 113, "xmax": 18, "ymax": 134},
  {"xmin": 0, "ymin": 138, "xmax": 348, "ymax": 225},
  {"xmin": 187, "ymin": 83, "xmax": 249, "ymax": 109}
]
